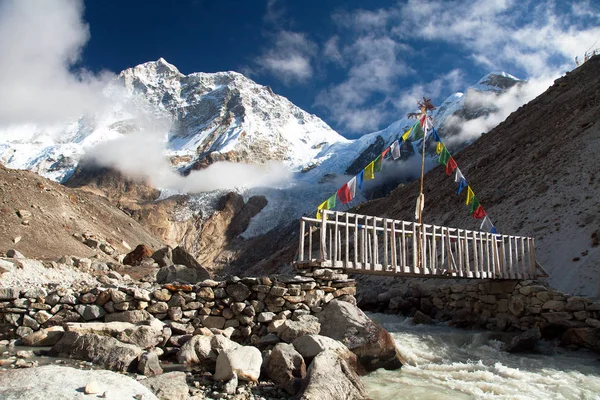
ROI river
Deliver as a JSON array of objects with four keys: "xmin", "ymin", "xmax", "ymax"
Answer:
[{"xmin": 362, "ymin": 314, "xmax": 600, "ymax": 400}]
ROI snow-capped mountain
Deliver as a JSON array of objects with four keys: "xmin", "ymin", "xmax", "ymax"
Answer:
[{"xmin": 0, "ymin": 60, "xmax": 522, "ymax": 238}]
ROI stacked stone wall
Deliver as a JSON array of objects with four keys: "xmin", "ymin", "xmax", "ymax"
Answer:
[
  {"xmin": 0, "ymin": 269, "xmax": 356, "ymax": 350},
  {"xmin": 375, "ymin": 279, "xmax": 600, "ymax": 351}
]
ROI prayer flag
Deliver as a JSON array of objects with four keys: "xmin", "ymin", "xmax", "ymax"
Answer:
[
  {"xmin": 316, "ymin": 200, "xmax": 328, "ymax": 220},
  {"xmin": 473, "ymin": 205, "xmax": 486, "ymax": 219},
  {"xmin": 411, "ymin": 121, "xmax": 425, "ymax": 140},
  {"xmin": 401, "ymin": 127, "xmax": 412, "ymax": 141},
  {"xmin": 326, "ymin": 193, "xmax": 336, "ymax": 209},
  {"xmin": 414, "ymin": 193, "xmax": 424, "ymax": 221},
  {"xmin": 435, "ymin": 142, "xmax": 444, "ymax": 155},
  {"xmin": 381, "ymin": 147, "xmax": 390, "ymax": 159},
  {"xmin": 480, "ymin": 216, "xmax": 493, "ymax": 231},
  {"xmin": 446, "ymin": 157, "xmax": 457, "ymax": 176},
  {"xmin": 466, "ymin": 186, "xmax": 474, "ymax": 205},
  {"xmin": 420, "ymin": 115, "xmax": 427, "ymax": 128},
  {"xmin": 390, "ymin": 140, "xmax": 401, "ymax": 159},
  {"xmin": 356, "ymin": 170, "xmax": 364, "ymax": 192},
  {"xmin": 491, "ymin": 226, "xmax": 498, "ymax": 234},
  {"xmin": 469, "ymin": 196, "xmax": 480, "ymax": 214},
  {"xmin": 455, "ymin": 168, "xmax": 467, "ymax": 194},
  {"xmin": 337, "ymin": 183, "xmax": 352, "ymax": 205},
  {"xmin": 438, "ymin": 147, "xmax": 451, "ymax": 165},
  {"xmin": 374, "ymin": 155, "xmax": 383, "ymax": 172},
  {"xmin": 430, "ymin": 127, "xmax": 441, "ymax": 142},
  {"xmin": 364, "ymin": 161, "xmax": 375, "ymax": 180},
  {"xmin": 347, "ymin": 176, "xmax": 357, "ymax": 199}
]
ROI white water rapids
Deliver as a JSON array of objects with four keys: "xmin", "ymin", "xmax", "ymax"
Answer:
[{"xmin": 362, "ymin": 314, "xmax": 600, "ymax": 400}]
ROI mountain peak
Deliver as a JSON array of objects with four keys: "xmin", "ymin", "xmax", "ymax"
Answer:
[{"xmin": 476, "ymin": 71, "xmax": 522, "ymax": 91}]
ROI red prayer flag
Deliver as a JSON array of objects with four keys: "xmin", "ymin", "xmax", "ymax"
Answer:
[
  {"xmin": 445, "ymin": 157, "xmax": 457, "ymax": 176},
  {"xmin": 420, "ymin": 115, "xmax": 426, "ymax": 128},
  {"xmin": 337, "ymin": 183, "xmax": 352, "ymax": 205},
  {"xmin": 473, "ymin": 205, "xmax": 486, "ymax": 219},
  {"xmin": 381, "ymin": 147, "xmax": 390, "ymax": 159}
]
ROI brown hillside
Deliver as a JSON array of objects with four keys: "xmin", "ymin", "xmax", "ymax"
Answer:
[
  {"xmin": 0, "ymin": 164, "xmax": 164, "ymax": 260},
  {"xmin": 354, "ymin": 56, "xmax": 600, "ymax": 297}
]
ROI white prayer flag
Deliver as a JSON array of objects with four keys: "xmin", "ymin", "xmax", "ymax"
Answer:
[
  {"xmin": 414, "ymin": 193, "xmax": 424, "ymax": 221},
  {"xmin": 390, "ymin": 140, "xmax": 401, "ymax": 160}
]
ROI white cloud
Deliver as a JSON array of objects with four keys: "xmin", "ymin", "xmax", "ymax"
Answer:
[
  {"xmin": 0, "ymin": 0, "xmax": 113, "ymax": 126},
  {"xmin": 255, "ymin": 31, "xmax": 317, "ymax": 85},
  {"xmin": 86, "ymin": 127, "xmax": 292, "ymax": 192}
]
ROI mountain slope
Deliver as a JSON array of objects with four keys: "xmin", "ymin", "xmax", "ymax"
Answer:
[
  {"xmin": 354, "ymin": 56, "xmax": 600, "ymax": 297},
  {"xmin": 0, "ymin": 163, "xmax": 164, "ymax": 261}
]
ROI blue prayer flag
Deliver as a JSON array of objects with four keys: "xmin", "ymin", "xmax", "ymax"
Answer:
[{"xmin": 356, "ymin": 170, "xmax": 364, "ymax": 192}]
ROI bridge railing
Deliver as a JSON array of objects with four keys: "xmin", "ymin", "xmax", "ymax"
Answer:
[{"xmin": 296, "ymin": 210, "xmax": 539, "ymax": 279}]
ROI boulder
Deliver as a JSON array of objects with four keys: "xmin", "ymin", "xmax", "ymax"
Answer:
[
  {"xmin": 141, "ymin": 371, "xmax": 188, "ymax": 400},
  {"xmin": 279, "ymin": 315, "xmax": 321, "ymax": 343},
  {"xmin": 316, "ymin": 299, "xmax": 402, "ymax": 371},
  {"xmin": 104, "ymin": 310, "xmax": 153, "ymax": 324},
  {"xmin": 267, "ymin": 343, "xmax": 306, "ymax": 395},
  {"xmin": 213, "ymin": 345, "xmax": 262, "ymax": 382},
  {"xmin": 561, "ymin": 327, "xmax": 600, "ymax": 351},
  {"xmin": 172, "ymin": 246, "xmax": 210, "ymax": 280},
  {"xmin": 295, "ymin": 350, "xmax": 370, "ymax": 400},
  {"xmin": 0, "ymin": 365, "xmax": 157, "ymax": 400},
  {"xmin": 123, "ymin": 244, "xmax": 154, "ymax": 266},
  {"xmin": 21, "ymin": 326, "xmax": 65, "ymax": 346},
  {"xmin": 504, "ymin": 327, "xmax": 541, "ymax": 353},
  {"xmin": 292, "ymin": 334, "xmax": 348, "ymax": 360},
  {"xmin": 156, "ymin": 264, "xmax": 200, "ymax": 284},
  {"xmin": 152, "ymin": 246, "xmax": 173, "ymax": 267},
  {"xmin": 49, "ymin": 331, "xmax": 143, "ymax": 372},
  {"xmin": 138, "ymin": 351, "xmax": 163, "ymax": 377},
  {"xmin": 64, "ymin": 321, "xmax": 163, "ymax": 349},
  {"xmin": 413, "ymin": 310, "xmax": 434, "ymax": 325}
]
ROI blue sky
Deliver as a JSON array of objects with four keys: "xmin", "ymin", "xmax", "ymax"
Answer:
[{"xmin": 1, "ymin": 0, "xmax": 600, "ymax": 138}]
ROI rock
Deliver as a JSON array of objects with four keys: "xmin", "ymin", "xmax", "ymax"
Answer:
[
  {"xmin": 6, "ymin": 249, "xmax": 24, "ymax": 258},
  {"xmin": 295, "ymin": 350, "xmax": 370, "ymax": 400},
  {"xmin": 156, "ymin": 264, "xmax": 201, "ymax": 284},
  {"xmin": 292, "ymin": 334, "xmax": 349, "ymax": 361},
  {"xmin": 224, "ymin": 374, "xmax": 238, "ymax": 395},
  {"xmin": 0, "ymin": 365, "xmax": 157, "ymax": 400},
  {"xmin": 279, "ymin": 315, "xmax": 321, "ymax": 343},
  {"xmin": 177, "ymin": 334, "xmax": 213, "ymax": 365},
  {"xmin": 152, "ymin": 289, "xmax": 172, "ymax": 301},
  {"xmin": 412, "ymin": 310, "xmax": 434, "ymax": 325},
  {"xmin": 21, "ymin": 326, "xmax": 65, "ymax": 346},
  {"xmin": 172, "ymin": 246, "xmax": 210, "ymax": 281},
  {"xmin": 258, "ymin": 311, "xmax": 276, "ymax": 323},
  {"xmin": 84, "ymin": 381, "xmax": 102, "ymax": 394},
  {"xmin": 505, "ymin": 327, "xmax": 541, "ymax": 353},
  {"xmin": 74, "ymin": 304, "xmax": 106, "ymax": 321},
  {"xmin": 105, "ymin": 310, "xmax": 153, "ymax": 324},
  {"xmin": 50, "ymin": 331, "xmax": 143, "ymax": 372},
  {"xmin": 151, "ymin": 246, "xmax": 173, "ymax": 267},
  {"xmin": 267, "ymin": 343, "xmax": 306, "ymax": 395},
  {"xmin": 141, "ymin": 371, "xmax": 188, "ymax": 400},
  {"xmin": 202, "ymin": 316, "xmax": 226, "ymax": 329},
  {"xmin": 16, "ymin": 209, "xmax": 32, "ymax": 219},
  {"xmin": 0, "ymin": 287, "xmax": 20, "ymax": 300},
  {"xmin": 138, "ymin": 351, "xmax": 163, "ymax": 377},
  {"xmin": 64, "ymin": 321, "xmax": 163, "ymax": 349},
  {"xmin": 123, "ymin": 244, "xmax": 154, "ymax": 266},
  {"xmin": 213, "ymin": 345, "xmax": 262, "ymax": 382},
  {"xmin": 316, "ymin": 299, "xmax": 403, "ymax": 371},
  {"xmin": 561, "ymin": 327, "xmax": 600, "ymax": 351},
  {"xmin": 226, "ymin": 283, "xmax": 252, "ymax": 302}
]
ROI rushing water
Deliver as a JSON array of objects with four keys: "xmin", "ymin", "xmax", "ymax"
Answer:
[{"xmin": 362, "ymin": 314, "xmax": 600, "ymax": 400}]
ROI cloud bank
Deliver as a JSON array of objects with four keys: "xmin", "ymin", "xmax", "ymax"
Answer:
[{"xmin": 0, "ymin": 0, "xmax": 113, "ymax": 126}]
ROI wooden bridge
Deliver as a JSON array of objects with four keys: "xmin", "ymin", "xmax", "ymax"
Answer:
[{"xmin": 294, "ymin": 210, "xmax": 546, "ymax": 280}]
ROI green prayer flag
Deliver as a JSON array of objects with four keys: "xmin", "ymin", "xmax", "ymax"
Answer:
[
  {"xmin": 373, "ymin": 155, "xmax": 382, "ymax": 172},
  {"xmin": 438, "ymin": 147, "xmax": 451, "ymax": 166},
  {"xmin": 469, "ymin": 196, "xmax": 480, "ymax": 214},
  {"xmin": 411, "ymin": 121, "xmax": 424, "ymax": 140},
  {"xmin": 327, "ymin": 193, "xmax": 336, "ymax": 209}
]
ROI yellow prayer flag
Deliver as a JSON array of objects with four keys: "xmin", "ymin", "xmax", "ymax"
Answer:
[
  {"xmin": 316, "ymin": 200, "xmax": 328, "ymax": 220},
  {"xmin": 466, "ymin": 186, "xmax": 474, "ymax": 205},
  {"xmin": 436, "ymin": 142, "xmax": 443, "ymax": 155},
  {"xmin": 364, "ymin": 161, "xmax": 375, "ymax": 180},
  {"xmin": 401, "ymin": 127, "xmax": 412, "ymax": 142}
]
